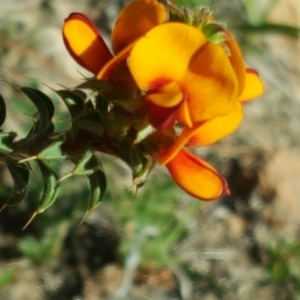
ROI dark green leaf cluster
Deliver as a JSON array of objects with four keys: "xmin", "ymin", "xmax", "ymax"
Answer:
[{"xmin": 0, "ymin": 85, "xmax": 118, "ymax": 226}]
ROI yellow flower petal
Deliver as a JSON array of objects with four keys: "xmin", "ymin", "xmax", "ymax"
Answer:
[
  {"xmin": 160, "ymin": 103, "xmax": 243, "ymax": 165},
  {"xmin": 112, "ymin": 0, "xmax": 167, "ymax": 54},
  {"xmin": 180, "ymin": 42, "xmax": 239, "ymax": 125},
  {"xmin": 166, "ymin": 149, "xmax": 228, "ymax": 200},
  {"xmin": 145, "ymin": 82, "xmax": 184, "ymax": 107},
  {"xmin": 239, "ymin": 68, "xmax": 264, "ymax": 102},
  {"xmin": 63, "ymin": 13, "xmax": 113, "ymax": 74},
  {"xmin": 186, "ymin": 102, "xmax": 243, "ymax": 146},
  {"xmin": 128, "ymin": 23, "xmax": 207, "ymax": 92},
  {"xmin": 128, "ymin": 23, "xmax": 239, "ymax": 126}
]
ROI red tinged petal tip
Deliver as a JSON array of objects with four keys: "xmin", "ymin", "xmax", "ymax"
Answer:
[{"xmin": 63, "ymin": 13, "xmax": 113, "ymax": 74}]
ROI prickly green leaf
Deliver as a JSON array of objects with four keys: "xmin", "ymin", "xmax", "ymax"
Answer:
[
  {"xmin": 95, "ymin": 93, "xmax": 109, "ymax": 115},
  {"xmin": 73, "ymin": 110, "xmax": 104, "ymax": 137},
  {"xmin": 133, "ymin": 158, "xmax": 154, "ymax": 188},
  {"xmin": 73, "ymin": 150, "xmax": 98, "ymax": 176},
  {"xmin": 0, "ymin": 94, "xmax": 6, "ymax": 127},
  {"xmin": 87, "ymin": 167, "xmax": 107, "ymax": 212},
  {"xmin": 129, "ymin": 147, "xmax": 148, "ymax": 177},
  {"xmin": 72, "ymin": 89, "xmax": 87, "ymax": 99},
  {"xmin": 76, "ymin": 79, "xmax": 125, "ymax": 100},
  {"xmin": 21, "ymin": 87, "xmax": 55, "ymax": 137},
  {"xmin": 36, "ymin": 160, "xmax": 60, "ymax": 213},
  {"xmin": 56, "ymin": 89, "xmax": 85, "ymax": 118},
  {"xmin": 0, "ymin": 132, "xmax": 16, "ymax": 154},
  {"xmin": 37, "ymin": 141, "xmax": 67, "ymax": 161},
  {"xmin": 6, "ymin": 161, "xmax": 30, "ymax": 206},
  {"xmin": 84, "ymin": 99, "xmax": 94, "ymax": 110}
]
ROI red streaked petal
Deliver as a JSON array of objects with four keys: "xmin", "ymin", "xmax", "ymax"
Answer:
[
  {"xmin": 165, "ymin": 149, "xmax": 228, "ymax": 200},
  {"xmin": 146, "ymin": 101, "xmax": 182, "ymax": 130},
  {"xmin": 63, "ymin": 13, "xmax": 113, "ymax": 74}
]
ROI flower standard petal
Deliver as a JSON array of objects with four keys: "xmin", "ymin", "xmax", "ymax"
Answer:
[
  {"xmin": 128, "ymin": 23, "xmax": 207, "ymax": 93},
  {"xmin": 179, "ymin": 42, "xmax": 239, "ymax": 125},
  {"xmin": 112, "ymin": 0, "xmax": 167, "ymax": 54},
  {"xmin": 159, "ymin": 102, "xmax": 243, "ymax": 165},
  {"xmin": 63, "ymin": 13, "xmax": 113, "ymax": 74},
  {"xmin": 239, "ymin": 68, "xmax": 264, "ymax": 102},
  {"xmin": 165, "ymin": 149, "xmax": 228, "ymax": 200}
]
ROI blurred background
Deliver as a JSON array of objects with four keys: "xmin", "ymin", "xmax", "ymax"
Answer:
[{"xmin": 1, "ymin": 0, "xmax": 300, "ymax": 299}]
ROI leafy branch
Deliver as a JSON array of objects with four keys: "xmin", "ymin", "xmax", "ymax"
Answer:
[{"xmin": 0, "ymin": 80, "xmax": 153, "ymax": 227}]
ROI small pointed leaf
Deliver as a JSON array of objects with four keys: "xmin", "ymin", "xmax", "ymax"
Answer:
[
  {"xmin": 0, "ymin": 132, "xmax": 16, "ymax": 154},
  {"xmin": 73, "ymin": 110, "xmax": 104, "ymax": 137},
  {"xmin": 56, "ymin": 89, "xmax": 85, "ymax": 118},
  {"xmin": 129, "ymin": 147, "xmax": 148, "ymax": 178},
  {"xmin": 72, "ymin": 150, "xmax": 97, "ymax": 176},
  {"xmin": 95, "ymin": 93, "xmax": 109, "ymax": 115},
  {"xmin": 0, "ymin": 94, "xmax": 6, "ymax": 127},
  {"xmin": 6, "ymin": 161, "xmax": 30, "ymax": 206},
  {"xmin": 87, "ymin": 167, "xmax": 107, "ymax": 212},
  {"xmin": 76, "ymin": 79, "xmax": 125, "ymax": 100},
  {"xmin": 37, "ymin": 141, "xmax": 67, "ymax": 160},
  {"xmin": 36, "ymin": 160, "xmax": 60, "ymax": 213},
  {"xmin": 21, "ymin": 87, "xmax": 55, "ymax": 137}
]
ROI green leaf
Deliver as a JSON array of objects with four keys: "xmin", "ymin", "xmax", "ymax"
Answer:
[
  {"xmin": 0, "ymin": 132, "xmax": 16, "ymax": 154},
  {"xmin": 23, "ymin": 161, "xmax": 60, "ymax": 229},
  {"xmin": 36, "ymin": 160, "xmax": 60, "ymax": 213},
  {"xmin": 0, "ymin": 94, "xmax": 6, "ymax": 127},
  {"xmin": 5, "ymin": 161, "xmax": 30, "ymax": 206},
  {"xmin": 72, "ymin": 150, "xmax": 98, "ymax": 176},
  {"xmin": 21, "ymin": 87, "xmax": 55, "ymax": 137},
  {"xmin": 129, "ymin": 147, "xmax": 148, "ymax": 177},
  {"xmin": 37, "ymin": 141, "xmax": 67, "ymax": 160},
  {"xmin": 73, "ymin": 110, "xmax": 104, "ymax": 137},
  {"xmin": 87, "ymin": 166, "xmax": 107, "ymax": 212},
  {"xmin": 95, "ymin": 93, "xmax": 109, "ymax": 115},
  {"xmin": 56, "ymin": 89, "xmax": 85, "ymax": 118},
  {"xmin": 128, "ymin": 147, "xmax": 153, "ymax": 187},
  {"xmin": 75, "ymin": 78, "xmax": 125, "ymax": 100}
]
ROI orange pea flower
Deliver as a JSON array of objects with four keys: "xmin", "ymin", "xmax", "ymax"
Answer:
[
  {"xmin": 62, "ymin": 0, "xmax": 167, "ymax": 76},
  {"xmin": 62, "ymin": 0, "xmax": 264, "ymax": 201},
  {"xmin": 127, "ymin": 22, "xmax": 263, "ymax": 200},
  {"xmin": 128, "ymin": 22, "xmax": 263, "ymax": 130}
]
